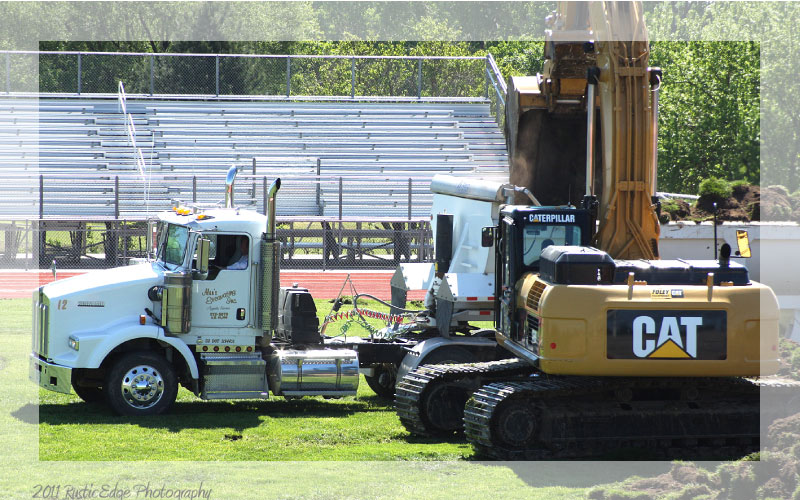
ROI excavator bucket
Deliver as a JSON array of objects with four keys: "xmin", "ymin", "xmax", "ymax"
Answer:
[{"xmin": 506, "ymin": 76, "xmax": 600, "ymax": 208}]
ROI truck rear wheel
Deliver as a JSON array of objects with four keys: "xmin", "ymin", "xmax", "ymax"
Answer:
[
  {"xmin": 104, "ymin": 352, "xmax": 177, "ymax": 416},
  {"xmin": 364, "ymin": 363, "xmax": 397, "ymax": 399}
]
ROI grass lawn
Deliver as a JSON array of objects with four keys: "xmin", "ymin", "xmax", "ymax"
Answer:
[
  {"xmin": 36, "ymin": 297, "xmax": 476, "ymax": 461},
  {"xmin": 0, "ymin": 296, "xmax": 600, "ymax": 500}
]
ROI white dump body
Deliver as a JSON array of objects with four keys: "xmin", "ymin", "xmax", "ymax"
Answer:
[{"xmin": 393, "ymin": 175, "xmax": 507, "ymax": 328}]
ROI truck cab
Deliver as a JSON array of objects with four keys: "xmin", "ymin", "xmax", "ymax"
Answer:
[{"xmin": 30, "ymin": 177, "xmax": 369, "ymax": 416}]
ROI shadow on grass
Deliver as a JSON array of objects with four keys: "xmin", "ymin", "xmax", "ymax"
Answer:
[{"xmin": 33, "ymin": 395, "xmax": 394, "ymax": 433}]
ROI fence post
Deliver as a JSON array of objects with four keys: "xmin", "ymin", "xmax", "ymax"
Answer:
[
  {"xmin": 286, "ymin": 56, "xmax": 291, "ymax": 97},
  {"xmin": 351, "ymin": 56, "xmax": 355, "ymax": 99},
  {"xmin": 215, "ymin": 55, "xmax": 220, "ymax": 96},
  {"xmin": 262, "ymin": 176, "xmax": 267, "ymax": 216},
  {"xmin": 77, "ymin": 53, "xmax": 82, "ymax": 95},
  {"xmin": 408, "ymin": 178, "xmax": 412, "ymax": 220},
  {"xmin": 485, "ymin": 56, "xmax": 490, "ymax": 99},
  {"xmin": 316, "ymin": 158, "xmax": 322, "ymax": 216},
  {"xmin": 338, "ymin": 176, "xmax": 343, "ymax": 221},
  {"xmin": 251, "ymin": 157, "xmax": 257, "ymax": 204},
  {"xmin": 150, "ymin": 55, "xmax": 155, "ymax": 96},
  {"xmin": 417, "ymin": 58, "xmax": 422, "ymax": 99},
  {"xmin": 5, "ymin": 53, "xmax": 10, "ymax": 94},
  {"xmin": 114, "ymin": 176, "xmax": 120, "ymax": 219},
  {"xmin": 39, "ymin": 174, "xmax": 43, "ymax": 219},
  {"xmin": 192, "ymin": 175, "xmax": 197, "ymax": 203}
]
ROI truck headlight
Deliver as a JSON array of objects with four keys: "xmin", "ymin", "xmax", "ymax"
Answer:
[{"xmin": 68, "ymin": 335, "xmax": 80, "ymax": 351}]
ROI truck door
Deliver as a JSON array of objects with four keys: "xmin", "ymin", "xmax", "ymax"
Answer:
[{"xmin": 191, "ymin": 233, "xmax": 252, "ymax": 328}]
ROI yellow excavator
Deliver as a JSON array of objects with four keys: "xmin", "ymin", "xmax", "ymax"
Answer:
[{"xmin": 395, "ymin": 2, "xmax": 782, "ymax": 459}]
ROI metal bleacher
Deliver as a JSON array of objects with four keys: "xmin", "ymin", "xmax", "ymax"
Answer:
[{"xmin": 0, "ymin": 98, "xmax": 509, "ymax": 221}]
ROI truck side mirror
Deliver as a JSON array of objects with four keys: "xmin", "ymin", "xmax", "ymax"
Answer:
[
  {"xmin": 196, "ymin": 238, "xmax": 211, "ymax": 278},
  {"xmin": 735, "ymin": 229, "xmax": 751, "ymax": 258},
  {"xmin": 481, "ymin": 226, "xmax": 496, "ymax": 247}
]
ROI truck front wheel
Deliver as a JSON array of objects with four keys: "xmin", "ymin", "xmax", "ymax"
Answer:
[{"xmin": 104, "ymin": 352, "xmax": 177, "ymax": 416}]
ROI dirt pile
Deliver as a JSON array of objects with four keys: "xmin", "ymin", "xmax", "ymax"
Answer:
[
  {"xmin": 588, "ymin": 415, "xmax": 800, "ymax": 499},
  {"xmin": 587, "ymin": 340, "xmax": 800, "ymax": 500},
  {"xmin": 662, "ymin": 184, "xmax": 800, "ymax": 223},
  {"xmin": 778, "ymin": 339, "xmax": 800, "ymax": 381},
  {"xmin": 663, "ymin": 184, "xmax": 761, "ymax": 222}
]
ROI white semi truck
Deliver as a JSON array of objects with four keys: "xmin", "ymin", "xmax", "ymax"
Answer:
[{"xmin": 30, "ymin": 169, "xmax": 537, "ymax": 416}]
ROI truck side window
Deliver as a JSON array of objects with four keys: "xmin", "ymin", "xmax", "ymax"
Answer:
[
  {"xmin": 205, "ymin": 234, "xmax": 249, "ymax": 279},
  {"xmin": 225, "ymin": 236, "xmax": 249, "ymax": 270}
]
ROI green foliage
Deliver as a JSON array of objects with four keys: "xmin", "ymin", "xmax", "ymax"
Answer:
[
  {"xmin": 698, "ymin": 177, "xmax": 732, "ymax": 200},
  {"xmin": 791, "ymin": 350, "xmax": 800, "ymax": 374},
  {"xmin": 661, "ymin": 199, "xmax": 681, "ymax": 214},
  {"xmin": 730, "ymin": 179, "xmax": 750, "ymax": 189},
  {"xmin": 652, "ymin": 41, "xmax": 760, "ymax": 194}
]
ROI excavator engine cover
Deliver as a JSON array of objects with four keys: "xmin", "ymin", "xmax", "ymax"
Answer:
[{"xmin": 539, "ymin": 246, "xmax": 615, "ymax": 284}]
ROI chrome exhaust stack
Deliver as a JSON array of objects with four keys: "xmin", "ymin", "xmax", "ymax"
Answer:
[
  {"xmin": 225, "ymin": 165, "xmax": 239, "ymax": 208},
  {"xmin": 266, "ymin": 178, "xmax": 281, "ymax": 238},
  {"xmin": 260, "ymin": 178, "xmax": 282, "ymax": 336}
]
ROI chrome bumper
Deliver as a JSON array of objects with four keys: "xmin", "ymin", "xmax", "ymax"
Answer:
[{"xmin": 29, "ymin": 353, "xmax": 72, "ymax": 394}]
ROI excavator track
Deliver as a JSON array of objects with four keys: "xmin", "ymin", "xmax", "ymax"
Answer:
[
  {"xmin": 464, "ymin": 376, "xmax": 766, "ymax": 460},
  {"xmin": 395, "ymin": 358, "xmax": 534, "ymax": 436}
]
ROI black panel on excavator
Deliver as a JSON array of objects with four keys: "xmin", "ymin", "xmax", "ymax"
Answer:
[
  {"xmin": 538, "ymin": 246, "xmax": 751, "ymax": 286},
  {"xmin": 539, "ymin": 246, "xmax": 615, "ymax": 285},
  {"xmin": 614, "ymin": 259, "xmax": 750, "ymax": 286}
]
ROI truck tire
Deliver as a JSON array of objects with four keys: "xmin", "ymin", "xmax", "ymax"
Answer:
[
  {"xmin": 104, "ymin": 352, "xmax": 177, "ymax": 416},
  {"xmin": 364, "ymin": 363, "xmax": 397, "ymax": 399}
]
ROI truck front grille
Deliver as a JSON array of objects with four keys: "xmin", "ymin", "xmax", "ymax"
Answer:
[{"xmin": 33, "ymin": 289, "xmax": 49, "ymax": 357}]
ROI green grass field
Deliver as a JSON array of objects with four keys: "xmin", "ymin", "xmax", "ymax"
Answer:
[
  {"xmin": 0, "ymin": 296, "xmax": 600, "ymax": 500},
  {"xmin": 36, "ymin": 297, "xmax": 477, "ymax": 461}
]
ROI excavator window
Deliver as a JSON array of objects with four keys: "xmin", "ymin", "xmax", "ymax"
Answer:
[{"xmin": 521, "ymin": 225, "xmax": 582, "ymax": 267}]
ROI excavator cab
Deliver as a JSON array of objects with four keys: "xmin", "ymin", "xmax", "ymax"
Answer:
[{"xmin": 494, "ymin": 205, "xmax": 593, "ymax": 344}]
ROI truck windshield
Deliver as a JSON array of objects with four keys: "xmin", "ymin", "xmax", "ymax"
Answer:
[
  {"xmin": 522, "ymin": 224, "xmax": 581, "ymax": 266},
  {"xmin": 157, "ymin": 224, "xmax": 190, "ymax": 268}
]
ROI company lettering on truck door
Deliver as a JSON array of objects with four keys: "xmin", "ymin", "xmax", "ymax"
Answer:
[{"xmin": 606, "ymin": 310, "xmax": 727, "ymax": 360}]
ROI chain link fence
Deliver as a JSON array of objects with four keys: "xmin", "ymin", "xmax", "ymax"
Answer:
[
  {"xmin": 0, "ymin": 173, "xmax": 436, "ymax": 270},
  {"xmin": 2, "ymin": 51, "xmax": 504, "ymax": 103}
]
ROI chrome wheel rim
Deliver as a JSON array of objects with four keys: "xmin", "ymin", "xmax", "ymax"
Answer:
[{"xmin": 120, "ymin": 365, "xmax": 164, "ymax": 410}]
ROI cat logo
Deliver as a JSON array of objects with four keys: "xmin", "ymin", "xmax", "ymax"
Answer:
[
  {"xmin": 650, "ymin": 289, "xmax": 684, "ymax": 299},
  {"xmin": 606, "ymin": 309, "xmax": 727, "ymax": 361},
  {"xmin": 633, "ymin": 315, "xmax": 702, "ymax": 358}
]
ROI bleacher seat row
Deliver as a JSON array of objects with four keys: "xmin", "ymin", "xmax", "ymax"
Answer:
[{"xmin": 0, "ymin": 98, "xmax": 509, "ymax": 219}]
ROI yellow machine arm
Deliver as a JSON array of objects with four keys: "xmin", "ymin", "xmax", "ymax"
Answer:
[
  {"xmin": 589, "ymin": 1, "xmax": 660, "ymax": 259},
  {"xmin": 506, "ymin": 1, "xmax": 661, "ymax": 260}
]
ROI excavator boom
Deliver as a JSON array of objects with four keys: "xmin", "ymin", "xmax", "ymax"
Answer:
[{"xmin": 507, "ymin": 1, "xmax": 660, "ymax": 259}]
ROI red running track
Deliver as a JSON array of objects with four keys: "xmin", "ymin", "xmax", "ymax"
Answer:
[{"xmin": 0, "ymin": 270, "xmax": 427, "ymax": 301}]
